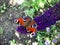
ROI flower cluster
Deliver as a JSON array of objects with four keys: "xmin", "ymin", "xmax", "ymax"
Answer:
[{"xmin": 34, "ymin": 2, "xmax": 60, "ymax": 30}]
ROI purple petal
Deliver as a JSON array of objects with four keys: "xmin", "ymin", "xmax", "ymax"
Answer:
[{"xmin": 16, "ymin": 26, "xmax": 28, "ymax": 34}]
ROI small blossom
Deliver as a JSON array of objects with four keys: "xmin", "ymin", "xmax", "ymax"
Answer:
[
  {"xmin": 15, "ymin": 31, "xmax": 20, "ymax": 39},
  {"xmin": 9, "ymin": 0, "xmax": 24, "ymax": 6},
  {"xmin": 27, "ymin": 34, "xmax": 30, "ymax": 37},
  {"xmin": 45, "ymin": 38, "xmax": 50, "ymax": 45},
  {"xmin": 46, "ymin": 27, "xmax": 50, "ymax": 32},
  {"xmin": 29, "ymin": 34, "xmax": 33, "ymax": 38},
  {"xmin": 52, "ymin": 38, "xmax": 57, "ymax": 43},
  {"xmin": 32, "ymin": 42, "xmax": 38, "ymax": 45},
  {"xmin": 58, "ymin": 34, "xmax": 60, "ymax": 38}
]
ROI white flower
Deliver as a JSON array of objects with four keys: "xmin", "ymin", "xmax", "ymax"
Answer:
[
  {"xmin": 40, "ymin": 9, "xmax": 43, "ymax": 13},
  {"xmin": 27, "ymin": 33, "xmax": 33, "ymax": 38},
  {"xmin": 32, "ymin": 42, "xmax": 38, "ymax": 45},
  {"xmin": 27, "ymin": 33, "xmax": 36, "ymax": 38},
  {"xmin": 15, "ymin": 31, "xmax": 20, "ymax": 39},
  {"xmin": 45, "ymin": 38, "xmax": 50, "ymax": 45},
  {"xmin": 9, "ymin": 0, "xmax": 24, "ymax": 6},
  {"xmin": 46, "ymin": 27, "xmax": 50, "ymax": 32}
]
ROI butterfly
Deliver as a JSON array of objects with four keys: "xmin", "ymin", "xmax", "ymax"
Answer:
[
  {"xmin": 16, "ymin": 2, "xmax": 60, "ymax": 34},
  {"xmin": 16, "ymin": 16, "xmax": 37, "ymax": 34}
]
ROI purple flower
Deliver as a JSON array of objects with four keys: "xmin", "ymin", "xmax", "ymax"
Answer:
[
  {"xmin": 16, "ymin": 26, "xmax": 28, "ymax": 34},
  {"xmin": 52, "ymin": 38, "xmax": 57, "ymax": 43},
  {"xmin": 58, "ymin": 34, "xmax": 60, "ymax": 38},
  {"xmin": 34, "ymin": 2, "xmax": 60, "ymax": 30}
]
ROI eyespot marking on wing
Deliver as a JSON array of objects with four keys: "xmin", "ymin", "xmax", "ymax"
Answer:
[{"xmin": 32, "ymin": 23, "xmax": 37, "ymax": 28}]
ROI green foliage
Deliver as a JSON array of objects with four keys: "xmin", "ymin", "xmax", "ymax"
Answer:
[
  {"xmin": 30, "ymin": 0, "xmax": 46, "ymax": 11},
  {"xmin": 0, "ymin": 3, "xmax": 7, "ymax": 14},
  {"xmin": 19, "ymin": 0, "xmax": 46, "ymax": 11},
  {"xmin": 9, "ymin": 39, "xmax": 16, "ymax": 45},
  {"xmin": 55, "ymin": 21, "xmax": 60, "ymax": 32},
  {"xmin": 24, "ymin": 8, "xmax": 35, "ymax": 18},
  {"xmin": 0, "ymin": 26, "xmax": 4, "ymax": 35},
  {"xmin": 50, "ymin": 25, "xmax": 56, "ymax": 30},
  {"xmin": 18, "ymin": 0, "xmax": 60, "ymax": 18},
  {"xmin": 19, "ymin": 0, "xmax": 47, "ymax": 18},
  {"xmin": 49, "ymin": 0, "xmax": 60, "ymax": 4},
  {"xmin": 36, "ymin": 31, "xmax": 46, "ymax": 45},
  {"xmin": 46, "ymin": 0, "xmax": 60, "ymax": 6},
  {"xmin": 36, "ymin": 21, "xmax": 60, "ymax": 44},
  {"xmin": 19, "ymin": 0, "xmax": 60, "ymax": 11}
]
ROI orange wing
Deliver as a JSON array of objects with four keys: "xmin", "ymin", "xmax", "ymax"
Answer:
[
  {"xmin": 16, "ymin": 18, "xmax": 25, "ymax": 26},
  {"xmin": 27, "ymin": 27, "xmax": 37, "ymax": 33},
  {"xmin": 16, "ymin": 17, "xmax": 32, "ymax": 26},
  {"xmin": 26, "ymin": 20, "xmax": 37, "ymax": 33}
]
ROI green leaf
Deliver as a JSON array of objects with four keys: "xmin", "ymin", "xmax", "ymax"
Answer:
[
  {"xmin": 3, "ymin": 7, "xmax": 6, "ymax": 9},
  {"xmin": 9, "ymin": 39, "xmax": 16, "ymax": 44},
  {"xmin": 24, "ymin": 8, "xmax": 35, "ymax": 18},
  {"xmin": 56, "ymin": 0, "xmax": 60, "ymax": 2},
  {"xmin": 0, "ymin": 26, "xmax": 4, "ymax": 35},
  {"xmin": 1, "ymin": 10, "xmax": 5, "ymax": 13},
  {"xmin": 35, "ymin": 6, "xmax": 38, "ymax": 11},
  {"xmin": 13, "ymin": 39, "xmax": 16, "ymax": 43},
  {"xmin": 50, "ymin": 25, "xmax": 56, "ymax": 30},
  {"xmin": 3, "ymin": 3, "xmax": 6, "ymax": 7}
]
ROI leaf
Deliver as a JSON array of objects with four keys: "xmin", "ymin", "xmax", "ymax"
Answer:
[
  {"xmin": 24, "ymin": 9, "xmax": 29, "ymax": 15},
  {"xmin": 24, "ymin": 8, "xmax": 35, "ymax": 18},
  {"xmin": 0, "ymin": 27, "xmax": 4, "ymax": 35},
  {"xmin": 50, "ymin": 25, "xmax": 56, "ymax": 30},
  {"xmin": 37, "ymin": 33, "xmax": 45, "ymax": 45},
  {"xmin": 57, "ymin": 0, "xmax": 60, "ymax": 2},
  {"xmin": 3, "ymin": 3, "xmax": 6, "ymax": 7},
  {"xmin": 13, "ymin": 39, "xmax": 16, "ymax": 43},
  {"xmin": 1, "ymin": 10, "xmax": 5, "ymax": 13},
  {"xmin": 9, "ymin": 39, "xmax": 16, "ymax": 44},
  {"xmin": 3, "ymin": 7, "xmax": 6, "ymax": 9},
  {"xmin": 35, "ymin": 6, "xmax": 38, "ymax": 11}
]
